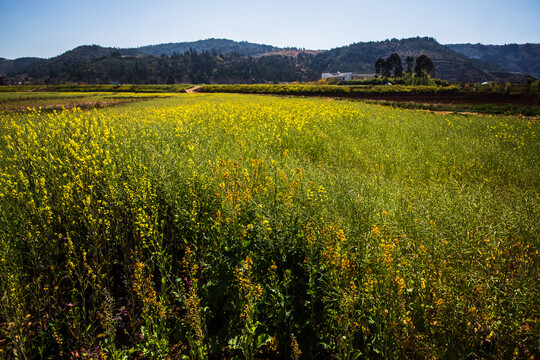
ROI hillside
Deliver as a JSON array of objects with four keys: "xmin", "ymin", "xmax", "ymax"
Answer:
[
  {"xmin": 135, "ymin": 38, "xmax": 280, "ymax": 56},
  {"xmin": 446, "ymin": 43, "xmax": 540, "ymax": 79},
  {"xmin": 308, "ymin": 37, "xmax": 509, "ymax": 82},
  {"xmin": 1, "ymin": 37, "xmax": 538, "ymax": 84},
  {"xmin": 0, "ymin": 57, "xmax": 45, "ymax": 76},
  {"xmin": 4, "ymin": 46, "xmax": 315, "ymax": 85}
]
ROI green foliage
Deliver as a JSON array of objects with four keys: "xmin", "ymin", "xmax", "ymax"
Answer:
[
  {"xmin": 414, "ymin": 55, "xmax": 436, "ymax": 80},
  {"xmin": 375, "ymin": 58, "xmax": 388, "ymax": 77},
  {"xmin": 374, "ymin": 53, "xmax": 404, "ymax": 79},
  {"xmin": 405, "ymin": 56, "xmax": 414, "ymax": 74},
  {"xmin": 200, "ymin": 83, "xmax": 462, "ymax": 96},
  {"xmin": 336, "ymin": 76, "xmax": 451, "ymax": 87},
  {"xmin": 387, "ymin": 53, "xmax": 403, "ymax": 78}
]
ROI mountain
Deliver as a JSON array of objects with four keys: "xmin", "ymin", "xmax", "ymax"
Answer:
[
  {"xmin": 135, "ymin": 38, "xmax": 280, "ymax": 57},
  {"xmin": 1, "ymin": 38, "xmax": 538, "ymax": 84},
  {"xmin": 0, "ymin": 39, "xmax": 283, "ymax": 80},
  {"xmin": 0, "ymin": 57, "xmax": 45, "ymax": 76},
  {"xmin": 446, "ymin": 43, "xmax": 540, "ymax": 79}
]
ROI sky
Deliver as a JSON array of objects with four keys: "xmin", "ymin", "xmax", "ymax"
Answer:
[{"xmin": 1, "ymin": 0, "xmax": 539, "ymax": 59}]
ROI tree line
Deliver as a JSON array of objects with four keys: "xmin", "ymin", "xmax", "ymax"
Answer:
[
  {"xmin": 375, "ymin": 53, "xmax": 435, "ymax": 82},
  {"xmin": 9, "ymin": 50, "xmax": 318, "ymax": 85}
]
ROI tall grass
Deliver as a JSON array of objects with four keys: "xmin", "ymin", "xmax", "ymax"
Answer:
[{"xmin": 0, "ymin": 94, "xmax": 538, "ymax": 359}]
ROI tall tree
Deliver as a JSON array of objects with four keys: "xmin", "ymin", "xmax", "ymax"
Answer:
[
  {"xmin": 375, "ymin": 57, "xmax": 386, "ymax": 76},
  {"xmin": 375, "ymin": 57, "xmax": 391, "ymax": 77},
  {"xmin": 405, "ymin": 56, "xmax": 414, "ymax": 74},
  {"xmin": 386, "ymin": 53, "xmax": 403, "ymax": 77},
  {"xmin": 414, "ymin": 55, "xmax": 435, "ymax": 77}
]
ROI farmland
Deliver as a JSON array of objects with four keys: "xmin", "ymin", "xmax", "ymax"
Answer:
[
  {"xmin": 200, "ymin": 84, "xmax": 540, "ymax": 116},
  {"xmin": 0, "ymin": 93, "xmax": 539, "ymax": 359}
]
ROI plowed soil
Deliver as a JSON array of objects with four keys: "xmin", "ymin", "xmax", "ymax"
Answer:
[{"xmin": 335, "ymin": 91, "xmax": 540, "ymax": 106}]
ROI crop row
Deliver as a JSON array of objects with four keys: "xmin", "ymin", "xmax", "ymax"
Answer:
[{"xmin": 200, "ymin": 84, "xmax": 463, "ymax": 96}]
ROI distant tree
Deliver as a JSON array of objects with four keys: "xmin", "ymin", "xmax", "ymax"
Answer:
[
  {"xmin": 375, "ymin": 57, "xmax": 384, "ymax": 76},
  {"xmin": 387, "ymin": 53, "xmax": 403, "ymax": 77},
  {"xmin": 405, "ymin": 56, "xmax": 414, "ymax": 74},
  {"xmin": 414, "ymin": 55, "xmax": 435, "ymax": 77},
  {"xmin": 375, "ymin": 57, "xmax": 390, "ymax": 77},
  {"xmin": 166, "ymin": 75, "xmax": 175, "ymax": 84}
]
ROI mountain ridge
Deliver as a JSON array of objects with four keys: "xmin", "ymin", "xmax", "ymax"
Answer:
[
  {"xmin": 1, "ymin": 37, "xmax": 538, "ymax": 84},
  {"xmin": 446, "ymin": 43, "xmax": 540, "ymax": 79}
]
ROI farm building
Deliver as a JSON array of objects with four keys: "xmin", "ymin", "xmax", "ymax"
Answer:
[{"xmin": 321, "ymin": 72, "xmax": 376, "ymax": 81}]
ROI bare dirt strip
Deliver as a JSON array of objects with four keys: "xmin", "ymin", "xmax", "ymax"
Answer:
[
  {"xmin": 185, "ymin": 85, "xmax": 202, "ymax": 93},
  {"xmin": 332, "ymin": 92, "xmax": 540, "ymax": 107}
]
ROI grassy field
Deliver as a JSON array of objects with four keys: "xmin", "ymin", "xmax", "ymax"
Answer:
[{"xmin": 0, "ymin": 93, "xmax": 538, "ymax": 359}]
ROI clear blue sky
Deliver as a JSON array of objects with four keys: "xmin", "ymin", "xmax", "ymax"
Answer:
[{"xmin": 1, "ymin": 0, "xmax": 539, "ymax": 59}]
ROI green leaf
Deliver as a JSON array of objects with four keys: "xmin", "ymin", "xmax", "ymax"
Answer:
[
  {"xmin": 256, "ymin": 333, "xmax": 272, "ymax": 348},
  {"xmin": 228, "ymin": 335, "xmax": 242, "ymax": 350}
]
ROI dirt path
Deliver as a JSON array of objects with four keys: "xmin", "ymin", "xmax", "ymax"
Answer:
[{"xmin": 185, "ymin": 85, "xmax": 202, "ymax": 93}]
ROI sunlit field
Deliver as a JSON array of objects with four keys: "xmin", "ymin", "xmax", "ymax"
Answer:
[{"xmin": 1, "ymin": 93, "xmax": 538, "ymax": 359}]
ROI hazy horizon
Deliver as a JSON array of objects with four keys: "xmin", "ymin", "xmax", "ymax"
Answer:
[{"xmin": 1, "ymin": 0, "xmax": 539, "ymax": 59}]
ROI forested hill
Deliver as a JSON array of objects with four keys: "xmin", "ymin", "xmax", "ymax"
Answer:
[
  {"xmin": 1, "ymin": 37, "xmax": 537, "ymax": 84},
  {"xmin": 2, "ymin": 46, "xmax": 316, "ymax": 85},
  {"xmin": 135, "ymin": 38, "xmax": 280, "ymax": 57},
  {"xmin": 446, "ymin": 43, "xmax": 540, "ymax": 79},
  {"xmin": 308, "ymin": 37, "xmax": 506, "ymax": 82}
]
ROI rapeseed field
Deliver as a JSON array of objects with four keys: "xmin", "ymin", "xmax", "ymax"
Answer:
[{"xmin": 0, "ymin": 93, "xmax": 538, "ymax": 359}]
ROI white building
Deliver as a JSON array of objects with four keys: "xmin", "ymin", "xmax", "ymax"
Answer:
[{"xmin": 321, "ymin": 72, "xmax": 376, "ymax": 81}]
